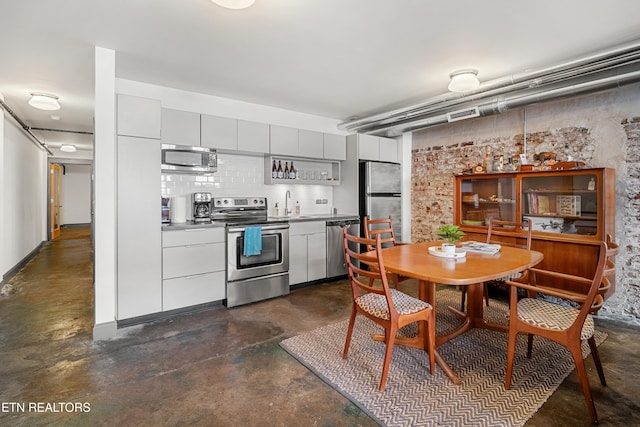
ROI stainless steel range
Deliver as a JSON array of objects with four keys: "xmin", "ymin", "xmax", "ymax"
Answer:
[{"xmin": 212, "ymin": 197, "xmax": 289, "ymax": 308}]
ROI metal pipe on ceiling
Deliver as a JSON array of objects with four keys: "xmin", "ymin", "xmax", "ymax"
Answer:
[
  {"xmin": 339, "ymin": 39, "xmax": 640, "ymax": 137},
  {"xmin": 0, "ymin": 98, "xmax": 53, "ymax": 155},
  {"xmin": 361, "ymin": 67, "xmax": 640, "ymax": 137},
  {"xmin": 29, "ymin": 127, "xmax": 94, "ymax": 135}
]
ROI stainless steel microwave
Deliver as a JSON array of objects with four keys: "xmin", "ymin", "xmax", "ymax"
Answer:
[{"xmin": 161, "ymin": 144, "xmax": 217, "ymax": 174}]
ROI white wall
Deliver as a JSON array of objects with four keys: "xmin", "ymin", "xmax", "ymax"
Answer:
[
  {"xmin": 1, "ymin": 115, "xmax": 48, "ymax": 278},
  {"xmin": 60, "ymin": 164, "xmax": 92, "ymax": 225}
]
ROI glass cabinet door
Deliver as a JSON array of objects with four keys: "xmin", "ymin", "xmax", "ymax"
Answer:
[
  {"xmin": 458, "ymin": 176, "xmax": 516, "ymax": 225},
  {"xmin": 521, "ymin": 172, "xmax": 598, "ymax": 236}
]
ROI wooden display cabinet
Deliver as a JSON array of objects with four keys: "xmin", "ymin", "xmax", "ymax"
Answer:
[{"xmin": 454, "ymin": 168, "xmax": 616, "ymax": 298}]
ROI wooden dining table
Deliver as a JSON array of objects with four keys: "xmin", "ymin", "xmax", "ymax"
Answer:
[{"xmin": 373, "ymin": 241, "xmax": 544, "ymax": 384}]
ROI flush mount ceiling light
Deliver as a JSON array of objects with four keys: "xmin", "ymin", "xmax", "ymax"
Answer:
[
  {"xmin": 210, "ymin": 0, "xmax": 255, "ymax": 9},
  {"xmin": 448, "ymin": 69, "xmax": 480, "ymax": 93},
  {"xmin": 28, "ymin": 92, "xmax": 60, "ymax": 111},
  {"xmin": 60, "ymin": 144, "xmax": 76, "ymax": 153}
]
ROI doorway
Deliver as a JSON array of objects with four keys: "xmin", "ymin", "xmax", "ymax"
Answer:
[{"xmin": 50, "ymin": 163, "xmax": 62, "ymax": 240}]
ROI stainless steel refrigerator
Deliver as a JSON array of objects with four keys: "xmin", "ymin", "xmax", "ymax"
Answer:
[{"xmin": 359, "ymin": 161, "xmax": 402, "ymax": 243}]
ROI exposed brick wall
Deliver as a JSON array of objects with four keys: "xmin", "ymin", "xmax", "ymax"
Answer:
[
  {"xmin": 622, "ymin": 117, "xmax": 640, "ymax": 318},
  {"xmin": 411, "ymin": 127, "xmax": 595, "ymax": 241}
]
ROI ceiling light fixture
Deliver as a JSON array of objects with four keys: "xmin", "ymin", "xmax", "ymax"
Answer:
[
  {"xmin": 210, "ymin": 0, "xmax": 256, "ymax": 9},
  {"xmin": 60, "ymin": 144, "xmax": 76, "ymax": 153},
  {"xmin": 448, "ymin": 69, "xmax": 480, "ymax": 93},
  {"xmin": 28, "ymin": 92, "xmax": 61, "ymax": 111}
]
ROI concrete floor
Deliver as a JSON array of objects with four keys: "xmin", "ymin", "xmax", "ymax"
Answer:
[{"xmin": 1, "ymin": 227, "xmax": 639, "ymax": 426}]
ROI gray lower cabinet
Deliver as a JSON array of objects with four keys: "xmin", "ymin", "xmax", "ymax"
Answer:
[
  {"xmin": 117, "ymin": 136, "xmax": 162, "ymax": 319},
  {"xmin": 162, "ymin": 227, "xmax": 226, "ymax": 310},
  {"xmin": 289, "ymin": 221, "xmax": 326, "ymax": 285}
]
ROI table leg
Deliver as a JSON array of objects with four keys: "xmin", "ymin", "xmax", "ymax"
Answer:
[{"xmin": 443, "ymin": 282, "xmax": 508, "ymax": 346}]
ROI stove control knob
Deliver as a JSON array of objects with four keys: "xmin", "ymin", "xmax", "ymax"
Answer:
[{"xmin": 223, "ymin": 199, "xmax": 228, "ymax": 204}]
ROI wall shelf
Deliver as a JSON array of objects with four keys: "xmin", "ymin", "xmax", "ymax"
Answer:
[{"xmin": 265, "ymin": 156, "xmax": 340, "ymax": 186}]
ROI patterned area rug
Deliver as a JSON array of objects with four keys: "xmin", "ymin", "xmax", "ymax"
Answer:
[{"xmin": 280, "ymin": 289, "xmax": 607, "ymax": 427}]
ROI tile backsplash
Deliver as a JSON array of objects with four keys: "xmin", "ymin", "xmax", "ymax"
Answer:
[{"xmin": 161, "ymin": 153, "xmax": 334, "ymax": 216}]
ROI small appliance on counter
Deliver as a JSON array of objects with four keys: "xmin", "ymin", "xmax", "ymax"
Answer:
[
  {"xmin": 171, "ymin": 195, "xmax": 188, "ymax": 223},
  {"xmin": 161, "ymin": 197, "xmax": 171, "ymax": 224},
  {"xmin": 191, "ymin": 192, "xmax": 212, "ymax": 222}
]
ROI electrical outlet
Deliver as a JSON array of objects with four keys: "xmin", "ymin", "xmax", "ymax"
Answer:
[
  {"xmin": 315, "ymin": 199, "xmax": 322, "ymax": 204},
  {"xmin": 321, "ymin": 199, "xmax": 328, "ymax": 204}
]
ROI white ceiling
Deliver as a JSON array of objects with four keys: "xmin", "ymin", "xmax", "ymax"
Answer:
[{"xmin": 1, "ymin": 0, "xmax": 639, "ymax": 157}]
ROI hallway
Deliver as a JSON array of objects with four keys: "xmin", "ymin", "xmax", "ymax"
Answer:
[{"xmin": 1, "ymin": 228, "xmax": 639, "ymax": 426}]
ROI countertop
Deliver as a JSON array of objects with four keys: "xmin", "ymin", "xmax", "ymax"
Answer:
[{"xmin": 162, "ymin": 213, "xmax": 359, "ymax": 231}]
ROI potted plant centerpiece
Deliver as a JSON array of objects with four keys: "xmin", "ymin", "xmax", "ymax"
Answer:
[{"xmin": 436, "ymin": 224, "xmax": 464, "ymax": 255}]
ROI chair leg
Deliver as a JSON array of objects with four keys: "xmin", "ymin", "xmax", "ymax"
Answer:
[
  {"xmin": 483, "ymin": 283, "xmax": 490, "ymax": 307},
  {"xmin": 569, "ymin": 344, "xmax": 599, "ymax": 424},
  {"xmin": 526, "ymin": 334, "xmax": 534, "ymax": 358},
  {"xmin": 504, "ymin": 329, "xmax": 518, "ymax": 389},
  {"xmin": 426, "ymin": 313, "xmax": 435, "ymax": 375},
  {"xmin": 342, "ymin": 307, "xmax": 358, "ymax": 359},
  {"xmin": 387, "ymin": 273, "xmax": 401, "ymax": 290},
  {"xmin": 379, "ymin": 324, "xmax": 397, "ymax": 391},
  {"xmin": 588, "ymin": 336, "xmax": 607, "ymax": 386}
]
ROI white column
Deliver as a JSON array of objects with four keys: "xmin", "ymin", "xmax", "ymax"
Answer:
[
  {"xmin": 0, "ymin": 93, "xmax": 5, "ymax": 282},
  {"xmin": 401, "ymin": 132, "xmax": 412, "ymax": 243},
  {"xmin": 93, "ymin": 46, "xmax": 117, "ymax": 340}
]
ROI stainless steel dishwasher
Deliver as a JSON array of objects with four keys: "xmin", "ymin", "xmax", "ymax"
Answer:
[{"xmin": 326, "ymin": 218, "xmax": 360, "ymax": 278}]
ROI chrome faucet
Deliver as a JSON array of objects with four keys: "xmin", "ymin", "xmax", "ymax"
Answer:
[{"xmin": 284, "ymin": 190, "xmax": 292, "ymax": 216}]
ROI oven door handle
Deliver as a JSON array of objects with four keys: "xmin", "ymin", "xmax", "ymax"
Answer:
[{"xmin": 228, "ymin": 224, "xmax": 289, "ymax": 233}]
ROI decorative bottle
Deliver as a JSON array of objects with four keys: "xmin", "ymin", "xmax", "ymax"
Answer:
[
  {"xmin": 277, "ymin": 161, "xmax": 283, "ymax": 179},
  {"xmin": 284, "ymin": 162, "xmax": 290, "ymax": 179},
  {"xmin": 289, "ymin": 161, "xmax": 296, "ymax": 179},
  {"xmin": 485, "ymin": 146, "xmax": 493, "ymax": 173},
  {"xmin": 272, "ymin": 160, "xmax": 278, "ymax": 179}
]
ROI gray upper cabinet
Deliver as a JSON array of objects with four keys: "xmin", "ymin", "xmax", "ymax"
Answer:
[
  {"xmin": 357, "ymin": 134, "xmax": 380, "ymax": 160},
  {"xmin": 379, "ymin": 137, "xmax": 399, "ymax": 163},
  {"xmin": 269, "ymin": 126, "xmax": 344, "ymax": 160},
  {"xmin": 270, "ymin": 125, "xmax": 299, "ymax": 155},
  {"xmin": 201, "ymin": 114, "xmax": 238, "ymax": 150},
  {"xmin": 117, "ymin": 94, "xmax": 161, "ymax": 139},
  {"xmin": 161, "ymin": 108, "xmax": 200, "ymax": 146},
  {"xmin": 299, "ymin": 129, "xmax": 324, "ymax": 158},
  {"xmin": 323, "ymin": 133, "xmax": 346, "ymax": 160},
  {"xmin": 238, "ymin": 120, "xmax": 270, "ymax": 154},
  {"xmin": 356, "ymin": 134, "xmax": 399, "ymax": 163}
]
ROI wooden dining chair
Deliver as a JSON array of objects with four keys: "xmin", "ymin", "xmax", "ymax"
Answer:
[
  {"xmin": 342, "ymin": 227, "xmax": 435, "ymax": 391},
  {"xmin": 460, "ymin": 218, "xmax": 532, "ymax": 310},
  {"xmin": 363, "ymin": 216, "xmax": 410, "ymax": 289},
  {"xmin": 504, "ymin": 241, "xmax": 608, "ymax": 424}
]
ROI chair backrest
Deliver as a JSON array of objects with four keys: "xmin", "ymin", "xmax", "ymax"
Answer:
[
  {"xmin": 596, "ymin": 234, "xmax": 618, "ymax": 307},
  {"xmin": 529, "ymin": 241, "xmax": 608, "ymax": 323},
  {"xmin": 363, "ymin": 216, "xmax": 397, "ymax": 252},
  {"xmin": 342, "ymin": 227, "xmax": 397, "ymax": 313},
  {"xmin": 486, "ymin": 218, "xmax": 532, "ymax": 250},
  {"xmin": 603, "ymin": 233, "xmax": 618, "ymax": 279}
]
